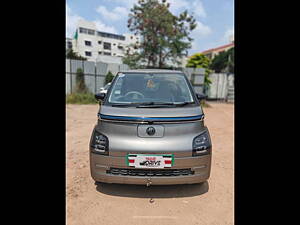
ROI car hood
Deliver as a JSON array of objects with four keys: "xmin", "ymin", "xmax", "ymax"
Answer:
[{"xmin": 96, "ymin": 105, "xmax": 206, "ymax": 157}]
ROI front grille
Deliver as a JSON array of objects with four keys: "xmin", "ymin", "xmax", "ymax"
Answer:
[{"xmin": 107, "ymin": 168, "xmax": 194, "ymax": 177}]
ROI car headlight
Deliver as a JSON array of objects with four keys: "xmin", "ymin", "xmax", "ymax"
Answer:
[
  {"xmin": 90, "ymin": 130, "xmax": 109, "ymax": 155},
  {"xmin": 193, "ymin": 131, "xmax": 211, "ymax": 156}
]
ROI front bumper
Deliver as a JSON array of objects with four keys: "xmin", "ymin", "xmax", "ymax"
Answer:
[{"xmin": 90, "ymin": 153, "xmax": 211, "ymax": 185}]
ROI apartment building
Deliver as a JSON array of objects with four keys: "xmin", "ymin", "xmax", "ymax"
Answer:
[{"xmin": 71, "ymin": 20, "xmax": 139, "ymax": 62}]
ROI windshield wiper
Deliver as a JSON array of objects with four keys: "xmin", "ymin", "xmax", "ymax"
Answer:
[
  {"xmin": 140, "ymin": 102, "xmax": 174, "ymax": 105},
  {"xmin": 136, "ymin": 102, "xmax": 192, "ymax": 108},
  {"xmin": 135, "ymin": 102, "xmax": 172, "ymax": 108},
  {"xmin": 111, "ymin": 103, "xmax": 140, "ymax": 107},
  {"xmin": 173, "ymin": 102, "xmax": 194, "ymax": 107},
  {"xmin": 111, "ymin": 102, "xmax": 194, "ymax": 108}
]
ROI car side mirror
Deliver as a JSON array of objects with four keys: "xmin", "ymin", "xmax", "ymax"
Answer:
[
  {"xmin": 196, "ymin": 93, "xmax": 207, "ymax": 101},
  {"xmin": 95, "ymin": 93, "xmax": 106, "ymax": 101}
]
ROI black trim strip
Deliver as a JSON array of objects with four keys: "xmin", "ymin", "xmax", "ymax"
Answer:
[{"xmin": 98, "ymin": 113, "xmax": 204, "ymax": 122}]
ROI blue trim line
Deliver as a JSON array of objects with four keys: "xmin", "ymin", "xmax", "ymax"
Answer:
[{"xmin": 98, "ymin": 113, "xmax": 204, "ymax": 121}]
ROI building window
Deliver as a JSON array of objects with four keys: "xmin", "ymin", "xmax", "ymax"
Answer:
[
  {"xmin": 113, "ymin": 43, "xmax": 116, "ymax": 46},
  {"xmin": 98, "ymin": 51, "xmax": 102, "ymax": 55},
  {"xmin": 79, "ymin": 27, "xmax": 94, "ymax": 35},
  {"xmin": 103, "ymin": 52, "xmax": 111, "ymax": 56},
  {"xmin": 79, "ymin": 27, "xmax": 88, "ymax": 34},
  {"xmin": 97, "ymin": 31, "xmax": 125, "ymax": 40},
  {"xmin": 85, "ymin": 40, "xmax": 92, "ymax": 46},
  {"xmin": 85, "ymin": 51, "xmax": 92, "ymax": 57},
  {"xmin": 103, "ymin": 42, "xmax": 111, "ymax": 50},
  {"xmin": 67, "ymin": 41, "xmax": 72, "ymax": 49},
  {"xmin": 87, "ymin": 29, "xmax": 95, "ymax": 35},
  {"xmin": 98, "ymin": 41, "xmax": 102, "ymax": 44},
  {"xmin": 118, "ymin": 45, "xmax": 123, "ymax": 49}
]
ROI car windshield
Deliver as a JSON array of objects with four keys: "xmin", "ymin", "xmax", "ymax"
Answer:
[{"xmin": 107, "ymin": 73, "xmax": 195, "ymax": 105}]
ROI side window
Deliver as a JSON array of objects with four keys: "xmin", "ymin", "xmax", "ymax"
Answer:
[{"xmin": 112, "ymin": 77, "xmax": 123, "ymax": 97}]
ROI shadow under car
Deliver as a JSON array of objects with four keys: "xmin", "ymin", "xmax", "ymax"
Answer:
[{"xmin": 95, "ymin": 181, "xmax": 209, "ymax": 198}]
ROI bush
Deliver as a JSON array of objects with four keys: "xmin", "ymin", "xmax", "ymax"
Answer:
[
  {"xmin": 200, "ymin": 100, "xmax": 211, "ymax": 108},
  {"xmin": 66, "ymin": 49, "xmax": 87, "ymax": 60},
  {"xmin": 75, "ymin": 68, "xmax": 88, "ymax": 93},
  {"xmin": 186, "ymin": 53, "xmax": 212, "ymax": 93},
  {"xmin": 105, "ymin": 71, "xmax": 114, "ymax": 84},
  {"xmin": 66, "ymin": 92, "xmax": 98, "ymax": 104}
]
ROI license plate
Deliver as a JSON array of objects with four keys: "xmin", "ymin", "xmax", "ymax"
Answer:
[{"xmin": 127, "ymin": 154, "xmax": 174, "ymax": 168}]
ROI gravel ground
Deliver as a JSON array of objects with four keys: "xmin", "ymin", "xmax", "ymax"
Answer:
[{"xmin": 66, "ymin": 102, "xmax": 234, "ymax": 225}]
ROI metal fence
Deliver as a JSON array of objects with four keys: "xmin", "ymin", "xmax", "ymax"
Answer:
[
  {"xmin": 66, "ymin": 59, "xmax": 206, "ymax": 95},
  {"xmin": 66, "ymin": 59, "xmax": 130, "ymax": 94},
  {"xmin": 207, "ymin": 73, "xmax": 234, "ymax": 102},
  {"xmin": 66, "ymin": 59, "xmax": 234, "ymax": 102}
]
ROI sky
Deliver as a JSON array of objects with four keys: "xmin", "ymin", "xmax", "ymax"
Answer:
[{"xmin": 66, "ymin": 0, "xmax": 234, "ymax": 55}]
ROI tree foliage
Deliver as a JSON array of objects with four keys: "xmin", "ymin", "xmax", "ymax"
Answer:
[
  {"xmin": 122, "ymin": 50, "xmax": 145, "ymax": 69},
  {"xmin": 226, "ymin": 47, "xmax": 234, "ymax": 73},
  {"xmin": 210, "ymin": 47, "xmax": 234, "ymax": 73},
  {"xmin": 105, "ymin": 71, "xmax": 114, "ymax": 85},
  {"xmin": 75, "ymin": 68, "xmax": 88, "ymax": 93},
  {"xmin": 186, "ymin": 53, "xmax": 212, "ymax": 90},
  {"xmin": 66, "ymin": 49, "xmax": 87, "ymax": 61},
  {"xmin": 126, "ymin": 0, "xmax": 197, "ymax": 68}
]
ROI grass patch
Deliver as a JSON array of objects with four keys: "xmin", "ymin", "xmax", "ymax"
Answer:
[
  {"xmin": 200, "ymin": 100, "xmax": 211, "ymax": 108},
  {"xmin": 66, "ymin": 92, "xmax": 98, "ymax": 104}
]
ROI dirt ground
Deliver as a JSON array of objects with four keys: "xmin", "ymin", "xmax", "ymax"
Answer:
[{"xmin": 66, "ymin": 102, "xmax": 234, "ymax": 225}]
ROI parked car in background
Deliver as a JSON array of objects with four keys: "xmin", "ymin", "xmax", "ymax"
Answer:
[
  {"xmin": 99, "ymin": 83, "xmax": 111, "ymax": 94},
  {"xmin": 90, "ymin": 69, "xmax": 211, "ymax": 186}
]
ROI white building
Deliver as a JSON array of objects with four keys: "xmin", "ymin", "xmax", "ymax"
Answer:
[{"xmin": 71, "ymin": 20, "xmax": 140, "ymax": 63}]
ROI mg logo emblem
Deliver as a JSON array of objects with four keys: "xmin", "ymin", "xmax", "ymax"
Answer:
[{"xmin": 146, "ymin": 127, "xmax": 156, "ymax": 136}]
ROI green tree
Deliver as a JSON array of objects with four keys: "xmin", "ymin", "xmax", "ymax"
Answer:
[
  {"xmin": 186, "ymin": 53, "xmax": 212, "ymax": 91},
  {"xmin": 105, "ymin": 71, "xmax": 114, "ymax": 84},
  {"xmin": 122, "ymin": 51, "xmax": 144, "ymax": 69},
  {"xmin": 225, "ymin": 47, "xmax": 234, "ymax": 73},
  {"xmin": 126, "ymin": 0, "xmax": 197, "ymax": 68},
  {"xmin": 66, "ymin": 49, "xmax": 87, "ymax": 61},
  {"xmin": 210, "ymin": 51, "xmax": 227, "ymax": 73},
  {"xmin": 210, "ymin": 47, "xmax": 234, "ymax": 73},
  {"xmin": 75, "ymin": 68, "xmax": 88, "ymax": 93}
]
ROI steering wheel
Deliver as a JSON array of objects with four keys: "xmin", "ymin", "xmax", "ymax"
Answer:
[{"xmin": 124, "ymin": 91, "xmax": 145, "ymax": 100}]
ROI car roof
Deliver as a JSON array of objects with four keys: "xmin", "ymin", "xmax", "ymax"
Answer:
[{"xmin": 119, "ymin": 69, "xmax": 184, "ymax": 74}]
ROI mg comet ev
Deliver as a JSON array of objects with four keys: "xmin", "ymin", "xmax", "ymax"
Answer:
[{"xmin": 89, "ymin": 69, "xmax": 212, "ymax": 186}]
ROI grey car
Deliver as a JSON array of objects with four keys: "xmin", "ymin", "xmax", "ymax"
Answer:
[{"xmin": 90, "ymin": 69, "xmax": 212, "ymax": 186}]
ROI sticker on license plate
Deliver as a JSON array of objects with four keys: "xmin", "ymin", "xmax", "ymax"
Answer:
[{"xmin": 127, "ymin": 154, "xmax": 174, "ymax": 168}]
